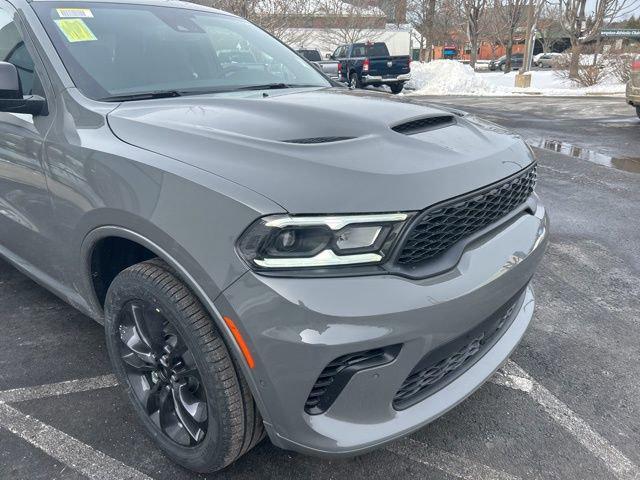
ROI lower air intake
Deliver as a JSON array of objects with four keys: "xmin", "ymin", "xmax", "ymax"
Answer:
[
  {"xmin": 393, "ymin": 289, "xmax": 525, "ymax": 410},
  {"xmin": 305, "ymin": 345, "xmax": 401, "ymax": 415}
]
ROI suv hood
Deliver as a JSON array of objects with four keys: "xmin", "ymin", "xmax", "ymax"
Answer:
[{"xmin": 107, "ymin": 88, "xmax": 534, "ymax": 213}]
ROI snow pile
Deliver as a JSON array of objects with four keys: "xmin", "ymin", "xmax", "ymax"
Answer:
[
  {"xmin": 407, "ymin": 60, "xmax": 503, "ymax": 96},
  {"xmin": 405, "ymin": 59, "xmax": 626, "ymax": 97},
  {"xmin": 483, "ymin": 69, "xmax": 626, "ymax": 96}
]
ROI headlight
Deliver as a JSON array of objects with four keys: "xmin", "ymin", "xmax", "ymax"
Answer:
[{"xmin": 237, "ymin": 213, "xmax": 411, "ymax": 270}]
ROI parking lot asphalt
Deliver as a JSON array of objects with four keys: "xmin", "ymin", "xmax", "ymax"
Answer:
[
  {"xmin": 1, "ymin": 95, "xmax": 639, "ymax": 480},
  {"xmin": 416, "ymin": 95, "xmax": 640, "ymax": 163}
]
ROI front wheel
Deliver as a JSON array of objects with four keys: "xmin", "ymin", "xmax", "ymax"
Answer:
[
  {"xmin": 389, "ymin": 83, "xmax": 404, "ymax": 94},
  {"xmin": 636, "ymin": 105, "xmax": 640, "ymax": 119},
  {"xmin": 104, "ymin": 259, "xmax": 264, "ymax": 472}
]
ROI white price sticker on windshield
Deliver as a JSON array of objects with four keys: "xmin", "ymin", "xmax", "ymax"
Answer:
[{"xmin": 56, "ymin": 8, "xmax": 93, "ymax": 18}]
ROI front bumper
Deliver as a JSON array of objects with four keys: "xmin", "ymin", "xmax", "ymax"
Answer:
[
  {"xmin": 362, "ymin": 73, "xmax": 411, "ymax": 84},
  {"xmin": 217, "ymin": 200, "xmax": 548, "ymax": 456}
]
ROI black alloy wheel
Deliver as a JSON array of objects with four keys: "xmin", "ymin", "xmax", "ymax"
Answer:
[
  {"xmin": 104, "ymin": 259, "xmax": 265, "ymax": 472},
  {"xmin": 117, "ymin": 299, "xmax": 208, "ymax": 446}
]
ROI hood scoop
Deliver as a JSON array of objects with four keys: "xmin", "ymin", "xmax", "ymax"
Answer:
[
  {"xmin": 281, "ymin": 136, "xmax": 356, "ymax": 144},
  {"xmin": 392, "ymin": 115, "xmax": 455, "ymax": 135}
]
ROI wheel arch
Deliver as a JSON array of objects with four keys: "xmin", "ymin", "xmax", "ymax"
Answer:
[
  {"xmin": 81, "ymin": 225, "xmax": 228, "ymax": 316},
  {"xmin": 79, "ymin": 225, "xmax": 272, "ymax": 425}
]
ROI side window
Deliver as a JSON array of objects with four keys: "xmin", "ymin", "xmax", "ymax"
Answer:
[{"xmin": 0, "ymin": 9, "xmax": 40, "ymax": 95}]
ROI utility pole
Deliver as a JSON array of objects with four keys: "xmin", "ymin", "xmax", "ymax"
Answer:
[
  {"xmin": 520, "ymin": 0, "xmax": 536, "ymax": 73},
  {"xmin": 515, "ymin": 0, "xmax": 536, "ymax": 87}
]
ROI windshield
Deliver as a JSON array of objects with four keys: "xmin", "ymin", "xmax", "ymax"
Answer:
[{"xmin": 33, "ymin": 3, "xmax": 330, "ymax": 100}]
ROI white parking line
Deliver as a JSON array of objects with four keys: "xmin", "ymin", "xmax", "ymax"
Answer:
[
  {"xmin": 492, "ymin": 361, "xmax": 640, "ymax": 480},
  {"xmin": 0, "ymin": 402, "xmax": 152, "ymax": 480},
  {"xmin": 0, "ymin": 374, "xmax": 118, "ymax": 403},
  {"xmin": 386, "ymin": 437, "xmax": 522, "ymax": 480},
  {"xmin": 0, "ymin": 374, "xmax": 524, "ymax": 480},
  {"xmin": 0, "ymin": 362, "xmax": 638, "ymax": 480}
]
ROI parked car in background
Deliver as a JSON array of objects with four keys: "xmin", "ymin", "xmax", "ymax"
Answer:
[
  {"xmin": 489, "ymin": 54, "xmax": 524, "ymax": 71},
  {"xmin": 534, "ymin": 53, "xmax": 562, "ymax": 68},
  {"xmin": 532, "ymin": 52, "xmax": 544, "ymax": 65},
  {"xmin": 334, "ymin": 42, "xmax": 411, "ymax": 93},
  {"xmin": 627, "ymin": 56, "xmax": 640, "ymax": 119},
  {"xmin": 297, "ymin": 48, "xmax": 339, "ymax": 81}
]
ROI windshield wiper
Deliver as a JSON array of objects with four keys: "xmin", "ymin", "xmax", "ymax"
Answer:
[
  {"xmin": 100, "ymin": 84, "xmax": 324, "ymax": 101},
  {"xmin": 233, "ymin": 83, "xmax": 322, "ymax": 91},
  {"xmin": 99, "ymin": 90, "xmax": 183, "ymax": 102}
]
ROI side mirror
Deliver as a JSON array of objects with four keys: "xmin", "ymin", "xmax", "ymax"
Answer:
[{"xmin": 0, "ymin": 62, "xmax": 46, "ymax": 115}]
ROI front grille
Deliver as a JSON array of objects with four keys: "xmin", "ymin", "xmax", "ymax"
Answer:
[
  {"xmin": 393, "ymin": 292, "xmax": 523, "ymax": 410},
  {"xmin": 305, "ymin": 345, "xmax": 400, "ymax": 415},
  {"xmin": 392, "ymin": 115, "xmax": 455, "ymax": 135},
  {"xmin": 396, "ymin": 165, "xmax": 537, "ymax": 266}
]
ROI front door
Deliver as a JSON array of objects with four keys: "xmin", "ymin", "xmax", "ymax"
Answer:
[{"xmin": 0, "ymin": 3, "xmax": 58, "ymax": 280}]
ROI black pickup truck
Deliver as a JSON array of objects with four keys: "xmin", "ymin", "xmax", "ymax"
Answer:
[{"xmin": 334, "ymin": 42, "xmax": 411, "ymax": 94}]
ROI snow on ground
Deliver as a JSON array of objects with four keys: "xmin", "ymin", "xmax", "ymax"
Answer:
[{"xmin": 405, "ymin": 60, "xmax": 626, "ymax": 97}]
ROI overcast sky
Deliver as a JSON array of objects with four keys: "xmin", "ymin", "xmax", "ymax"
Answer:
[{"xmin": 581, "ymin": 0, "xmax": 640, "ymax": 18}]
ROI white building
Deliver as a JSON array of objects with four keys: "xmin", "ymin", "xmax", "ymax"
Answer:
[
  {"xmin": 256, "ymin": 0, "xmax": 412, "ymax": 56},
  {"xmin": 290, "ymin": 23, "xmax": 412, "ymax": 57}
]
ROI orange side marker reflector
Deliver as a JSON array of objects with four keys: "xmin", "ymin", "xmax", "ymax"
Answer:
[{"xmin": 223, "ymin": 316, "xmax": 255, "ymax": 369}]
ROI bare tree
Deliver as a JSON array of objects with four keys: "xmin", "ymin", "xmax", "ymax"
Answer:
[
  {"xmin": 190, "ymin": 0, "xmax": 314, "ymax": 44},
  {"xmin": 253, "ymin": 0, "xmax": 317, "ymax": 45},
  {"xmin": 190, "ymin": 0, "xmax": 249, "ymax": 16},
  {"xmin": 559, "ymin": 0, "xmax": 639, "ymax": 78},
  {"xmin": 491, "ymin": 0, "xmax": 527, "ymax": 72},
  {"xmin": 537, "ymin": 2, "xmax": 564, "ymax": 53},
  {"xmin": 315, "ymin": 0, "xmax": 386, "ymax": 47},
  {"xmin": 482, "ymin": 7, "xmax": 504, "ymax": 58},
  {"xmin": 431, "ymin": 0, "xmax": 465, "ymax": 45},
  {"xmin": 459, "ymin": 0, "xmax": 488, "ymax": 68},
  {"xmin": 408, "ymin": 0, "xmax": 438, "ymax": 60}
]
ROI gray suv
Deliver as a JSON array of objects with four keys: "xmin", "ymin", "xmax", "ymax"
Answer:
[{"xmin": 0, "ymin": 0, "xmax": 548, "ymax": 473}]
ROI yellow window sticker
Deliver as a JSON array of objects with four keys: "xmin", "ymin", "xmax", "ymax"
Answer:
[
  {"xmin": 56, "ymin": 8, "xmax": 93, "ymax": 18},
  {"xmin": 55, "ymin": 19, "xmax": 97, "ymax": 43}
]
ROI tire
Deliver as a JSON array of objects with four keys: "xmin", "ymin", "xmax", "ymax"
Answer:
[
  {"xmin": 104, "ymin": 259, "xmax": 264, "ymax": 473},
  {"xmin": 389, "ymin": 83, "xmax": 404, "ymax": 94},
  {"xmin": 349, "ymin": 71, "xmax": 361, "ymax": 89},
  {"xmin": 636, "ymin": 106, "xmax": 640, "ymax": 119}
]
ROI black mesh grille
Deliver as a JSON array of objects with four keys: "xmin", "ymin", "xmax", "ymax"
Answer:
[
  {"xmin": 397, "ymin": 165, "xmax": 537, "ymax": 266},
  {"xmin": 305, "ymin": 346, "xmax": 399, "ymax": 415},
  {"xmin": 392, "ymin": 115, "xmax": 455, "ymax": 135},
  {"xmin": 282, "ymin": 136, "xmax": 355, "ymax": 144},
  {"xmin": 393, "ymin": 293, "xmax": 522, "ymax": 410}
]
